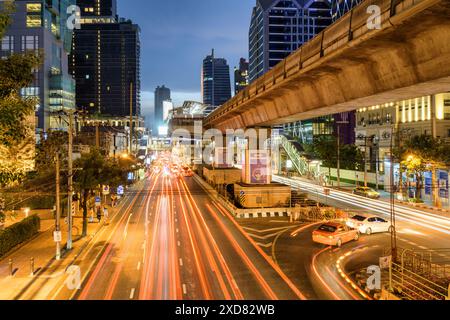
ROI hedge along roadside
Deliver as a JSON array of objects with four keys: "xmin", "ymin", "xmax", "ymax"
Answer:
[{"xmin": 0, "ymin": 215, "xmax": 41, "ymax": 258}]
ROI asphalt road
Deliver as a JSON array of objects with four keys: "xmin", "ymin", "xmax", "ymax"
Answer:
[{"xmin": 65, "ymin": 172, "xmax": 307, "ymax": 300}]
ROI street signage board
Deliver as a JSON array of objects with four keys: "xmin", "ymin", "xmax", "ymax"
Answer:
[
  {"xmin": 102, "ymin": 185, "xmax": 110, "ymax": 195},
  {"xmin": 117, "ymin": 185, "xmax": 124, "ymax": 196},
  {"xmin": 53, "ymin": 231, "xmax": 62, "ymax": 243},
  {"xmin": 379, "ymin": 256, "xmax": 392, "ymax": 269},
  {"xmin": 95, "ymin": 196, "xmax": 101, "ymax": 207}
]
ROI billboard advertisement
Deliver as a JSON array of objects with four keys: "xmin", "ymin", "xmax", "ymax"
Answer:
[
  {"xmin": 438, "ymin": 170, "xmax": 449, "ymax": 199},
  {"xmin": 249, "ymin": 150, "xmax": 271, "ymax": 184}
]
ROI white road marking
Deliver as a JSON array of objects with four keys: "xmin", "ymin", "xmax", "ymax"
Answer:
[
  {"xmin": 256, "ymin": 242, "xmax": 273, "ymax": 248},
  {"xmin": 176, "ymin": 228, "xmax": 179, "ymax": 233},
  {"xmin": 137, "ymin": 262, "xmax": 141, "ymax": 270},
  {"xmin": 177, "ymin": 241, "xmax": 181, "ymax": 247},
  {"xmin": 123, "ymin": 214, "xmax": 133, "ymax": 239},
  {"xmin": 179, "ymin": 258, "xmax": 183, "ymax": 267},
  {"xmin": 182, "ymin": 284, "xmax": 187, "ymax": 295},
  {"xmin": 130, "ymin": 288, "xmax": 135, "ymax": 299}
]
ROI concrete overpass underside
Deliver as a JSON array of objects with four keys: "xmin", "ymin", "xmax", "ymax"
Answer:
[{"xmin": 205, "ymin": 0, "xmax": 450, "ymax": 132}]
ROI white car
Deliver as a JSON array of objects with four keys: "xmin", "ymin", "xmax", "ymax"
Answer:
[{"xmin": 346, "ymin": 214, "xmax": 393, "ymax": 235}]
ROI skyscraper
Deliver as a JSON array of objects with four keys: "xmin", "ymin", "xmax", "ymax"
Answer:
[
  {"xmin": 248, "ymin": 0, "xmax": 332, "ymax": 83},
  {"xmin": 201, "ymin": 50, "xmax": 231, "ymax": 113},
  {"xmin": 154, "ymin": 85, "xmax": 171, "ymax": 136},
  {"xmin": 331, "ymin": 0, "xmax": 363, "ymax": 21},
  {"xmin": 1, "ymin": 0, "xmax": 76, "ymax": 132},
  {"xmin": 70, "ymin": 0, "xmax": 141, "ymax": 119},
  {"xmin": 234, "ymin": 58, "xmax": 249, "ymax": 94}
]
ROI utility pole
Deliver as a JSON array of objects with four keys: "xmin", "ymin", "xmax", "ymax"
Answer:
[
  {"xmin": 390, "ymin": 128, "xmax": 397, "ymax": 260},
  {"xmin": 55, "ymin": 152, "xmax": 61, "ymax": 260},
  {"xmin": 364, "ymin": 137, "xmax": 369, "ymax": 188},
  {"xmin": 67, "ymin": 113, "xmax": 74, "ymax": 251},
  {"xmin": 129, "ymin": 82, "xmax": 134, "ymax": 156},
  {"xmin": 337, "ymin": 126, "xmax": 341, "ymax": 189}
]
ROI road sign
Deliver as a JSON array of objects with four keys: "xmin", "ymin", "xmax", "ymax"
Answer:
[
  {"xmin": 53, "ymin": 231, "xmax": 62, "ymax": 243},
  {"xmin": 102, "ymin": 185, "xmax": 110, "ymax": 195},
  {"xmin": 117, "ymin": 185, "xmax": 124, "ymax": 196},
  {"xmin": 379, "ymin": 256, "xmax": 392, "ymax": 269},
  {"xmin": 95, "ymin": 196, "xmax": 101, "ymax": 207}
]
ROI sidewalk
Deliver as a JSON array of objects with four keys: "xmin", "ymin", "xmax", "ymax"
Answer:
[{"xmin": 0, "ymin": 183, "xmax": 141, "ymax": 300}]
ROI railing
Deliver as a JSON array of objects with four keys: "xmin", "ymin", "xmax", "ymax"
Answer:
[
  {"xmin": 276, "ymin": 136, "xmax": 327, "ymax": 184},
  {"xmin": 389, "ymin": 248, "xmax": 450, "ymax": 300},
  {"xmin": 205, "ymin": 0, "xmax": 432, "ymax": 126}
]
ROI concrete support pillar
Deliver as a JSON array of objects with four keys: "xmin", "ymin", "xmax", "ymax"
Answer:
[
  {"xmin": 241, "ymin": 127, "xmax": 272, "ymax": 185},
  {"xmin": 431, "ymin": 94, "xmax": 437, "ymax": 139}
]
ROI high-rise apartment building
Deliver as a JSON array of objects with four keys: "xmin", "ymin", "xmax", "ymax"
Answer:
[
  {"xmin": 248, "ymin": 0, "xmax": 332, "ymax": 83},
  {"xmin": 154, "ymin": 85, "xmax": 171, "ymax": 136},
  {"xmin": 201, "ymin": 49, "xmax": 231, "ymax": 114},
  {"xmin": 234, "ymin": 58, "xmax": 249, "ymax": 95},
  {"xmin": 70, "ymin": 0, "xmax": 141, "ymax": 119},
  {"xmin": 1, "ymin": 0, "xmax": 76, "ymax": 132}
]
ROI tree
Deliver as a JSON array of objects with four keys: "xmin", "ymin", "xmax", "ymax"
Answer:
[
  {"xmin": 399, "ymin": 135, "xmax": 450, "ymax": 204},
  {"xmin": 0, "ymin": 2, "xmax": 42, "ymax": 186},
  {"xmin": 74, "ymin": 149, "xmax": 105, "ymax": 237},
  {"xmin": 340, "ymin": 144, "xmax": 365, "ymax": 171},
  {"xmin": 74, "ymin": 149, "xmax": 134, "ymax": 236},
  {"xmin": 312, "ymin": 136, "xmax": 337, "ymax": 182}
]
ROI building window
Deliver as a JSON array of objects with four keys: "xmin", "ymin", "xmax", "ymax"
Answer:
[
  {"xmin": 26, "ymin": 4, "xmax": 42, "ymax": 28},
  {"xmin": 1, "ymin": 36, "xmax": 14, "ymax": 54},
  {"xmin": 21, "ymin": 35, "xmax": 39, "ymax": 52}
]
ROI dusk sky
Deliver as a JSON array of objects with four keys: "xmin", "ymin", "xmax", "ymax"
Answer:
[{"xmin": 118, "ymin": 0, "xmax": 255, "ymax": 118}]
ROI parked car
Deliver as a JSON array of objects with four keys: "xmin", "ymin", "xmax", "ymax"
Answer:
[
  {"xmin": 346, "ymin": 214, "xmax": 393, "ymax": 235},
  {"xmin": 353, "ymin": 187, "xmax": 381, "ymax": 199},
  {"xmin": 312, "ymin": 222, "xmax": 360, "ymax": 247}
]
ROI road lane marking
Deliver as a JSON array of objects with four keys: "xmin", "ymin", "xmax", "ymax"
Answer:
[
  {"xmin": 130, "ymin": 288, "xmax": 135, "ymax": 299},
  {"xmin": 177, "ymin": 241, "xmax": 181, "ymax": 247},
  {"xmin": 182, "ymin": 284, "xmax": 187, "ymax": 295},
  {"xmin": 179, "ymin": 258, "xmax": 183, "ymax": 267},
  {"xmin": 176, "ymin": 228, "xmax": 179, "ymax": 233},
  {"xmin": 123, "ymin": 213, "xmax": 133, "ymax": 240},
  {"xmin": 137, "ymin": 262, "xmax": 141, "ymax": 270},
  {"xmin": 256, "ymin": 242, "xmax": 273, "ymax": 248}
]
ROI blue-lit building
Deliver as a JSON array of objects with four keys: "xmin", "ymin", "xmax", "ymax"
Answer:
[
  {"xmin": 1, "ymin": 0, "xmax": 76, "ymax": 132},
  {"xmin": 201, "ymin": 49, "xmax": 231, "ymax": 114},
  {"xmin": 331, "ymin": 0, "xmax": 363, "ymax": 21},
  {"xmin": 248, "ymin": 0, "xmax": 332, "ymax": 83}
]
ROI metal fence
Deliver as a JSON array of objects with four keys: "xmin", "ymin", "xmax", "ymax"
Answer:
[{"xmin": 389, "ymin": 248, "xmax": 450, "ymax": 300}]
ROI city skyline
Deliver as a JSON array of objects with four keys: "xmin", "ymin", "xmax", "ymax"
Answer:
[{"xmin": 118, "ymin": 0, "xmax": 254, "ymax": 117}]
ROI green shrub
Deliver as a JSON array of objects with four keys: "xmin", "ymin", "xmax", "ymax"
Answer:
[{"xmin": 0, "ymin": 215, "xmax": 40, "ymax": 257}]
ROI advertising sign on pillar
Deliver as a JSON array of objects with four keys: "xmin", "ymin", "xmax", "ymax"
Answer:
[
  {"xmin": 424, "ymin": 171, "xmax": 432, "ymax": 196},
  {"xmin": 438, "ymin": 170, "xmax": 449, "ymax": 199},
  {"xmin": 242, "ymin": 150, "xmax": 271, "ymax": 185}
]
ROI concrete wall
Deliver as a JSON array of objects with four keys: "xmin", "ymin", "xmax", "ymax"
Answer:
[
  {"xmin": 234, "ymin": 184, "xmax": 291, "ymax": 209},
  {"xmin": 203, "ymin": 167, "xmax": 241, "ymax": 186}
]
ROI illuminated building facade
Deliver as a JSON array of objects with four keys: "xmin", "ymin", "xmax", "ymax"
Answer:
[
  {"xmin": 70, "ymin": 0, "xmax": 141, "ymax": 119},
  {"xmin": 355, "ymin": 93, "xmax": 450, "ymax": 173},
  {"xmin": 1, "ymin": 0, "xmax": 76, "ymax": 132}
]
